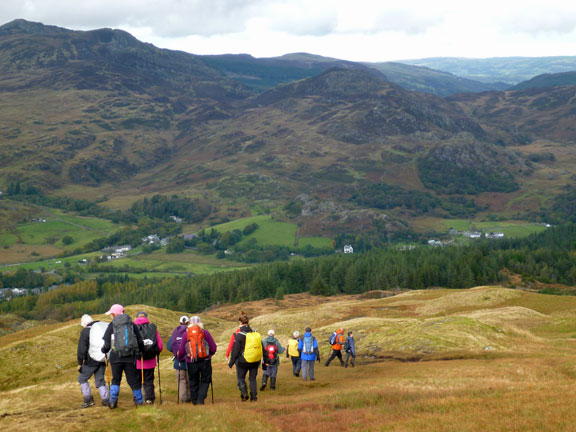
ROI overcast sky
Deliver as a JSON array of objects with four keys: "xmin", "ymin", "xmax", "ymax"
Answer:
[{"xmin": 2, "ymin": 0, "xmax": 576, "ymax": 62}]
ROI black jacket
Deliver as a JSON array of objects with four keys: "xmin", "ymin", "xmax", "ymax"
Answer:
[
  {"xmin": 77, "ymin": 320, "xmax": 104, "ymax": 367},
  {"xmin": 101, "ymin": 314, "xmax": 144, "ymax": 364},
  {"xmin": 228, "ymin": 325, "xmax": 260, "ymax": 369}
]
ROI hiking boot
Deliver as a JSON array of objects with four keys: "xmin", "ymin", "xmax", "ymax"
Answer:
[
  {"xmin": 250, "ymin": 396, "xmax": 257, "ymax": 402},
  {"xmin": 345, "ymin": 363, "xmax": 348, "ymax": 368},
  {"xmin": 101, "ymin": 399, "xmax": 110, "ymax": 407},
  {"xmin": 109, "ymin": 401, "xmax": 118, "ymax": 409},
  {"xmin": 81, "ymin": 397, "xmax": 95, "ymax": 409},
  {"xmin": 240, "ymin": 392, "xmax": 249, "ymax": 401},
  {"xmin": 145, "ymin": 400, "xmax": 154, "ymax": 406},
  {"xmin": 270, "ymin": 378, "xmax": 276, "ymax": 390}
]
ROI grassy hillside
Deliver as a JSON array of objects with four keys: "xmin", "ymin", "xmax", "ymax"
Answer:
[{"xmin": 2, "ymin": 287, "xmax": 576, "ymax": 431}]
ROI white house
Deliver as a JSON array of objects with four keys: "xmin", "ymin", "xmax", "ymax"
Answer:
[{"xmin": 343, "ymin": 244, "xmax": 354, "ymax": 254}]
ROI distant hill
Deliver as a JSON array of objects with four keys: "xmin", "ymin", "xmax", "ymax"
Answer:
[
  {"xmin": 511, "ymin": 71, "xmax": 576, "ymax": 90},
  {"xmin": 3, "ymin": 20, "xmax": 576, "ymax": 238},
  {"xmin": 201, "ymin": 52, "xmax": 506, "ymax": 97},
  {"xmin": 399, "ymin": 56, "xmax": 576, "ymax": 85},
  {"xmin": 362, "ymin": 61, "xmax": 508, "ymax": 96}
]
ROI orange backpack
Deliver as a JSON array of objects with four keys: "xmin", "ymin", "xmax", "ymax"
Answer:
[{"xmin": 186, "ymin": 325, "xmax": 209, "ymax": 361}]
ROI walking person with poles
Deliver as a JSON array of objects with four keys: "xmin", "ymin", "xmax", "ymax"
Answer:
[
  {"xmin": 134, "ymin": 311, "xmax": 163, "ymax": 405},
  {"xmin": 177, "ymin": 315, "xmax": 217, "ymax": 405},
  {"xmin": 76, "ymin": 314, "xmax": 110, "ymax": 408},
  {"xmin": 101, "ymin": 304, "xmax": 145, "ymax": 409},
  {"xmin": 167, "ymin": 316, "xmax": 191, "ymax": 403}
]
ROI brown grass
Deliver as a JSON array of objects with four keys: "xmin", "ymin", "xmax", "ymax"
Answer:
[{"xmin": 2, "ymin": 287, "xmax": 576, "ymax": 431}]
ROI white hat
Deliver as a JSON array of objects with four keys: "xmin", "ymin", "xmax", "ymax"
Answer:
[
  {"xmin": 190, "ymin": 315, "xmax": 202, "ymax": 325},
  {"xmin": 293, "ymin": 331, "xmax": 300, "ymax": 338},
  {"xmin": 268, "ymin": 329, "xmax": 275, "ymax": 336},
  {"xmin": 81, "ymin": 314, "xmax": 93, "ymax": 327},
  {"xmin": 180, "ymin": 315, "xmax": 189, "ymax": 324}
]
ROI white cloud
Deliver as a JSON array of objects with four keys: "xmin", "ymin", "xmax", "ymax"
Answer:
[{"xmin": 1, "ymin": 0, "xmax": 576, "ymax": 61}]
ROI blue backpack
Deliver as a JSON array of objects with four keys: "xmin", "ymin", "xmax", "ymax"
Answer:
[{"xmin": 303, "ymin": 335, "xmax": 314, "ymax": 354}]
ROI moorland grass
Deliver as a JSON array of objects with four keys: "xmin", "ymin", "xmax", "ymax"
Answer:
[{"xmin": 3, "ymin": 288, "xmax": 576, "ymax": 431}]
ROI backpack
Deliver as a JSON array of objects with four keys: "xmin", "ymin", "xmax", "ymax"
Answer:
[
  {"xmin": 241, "ymin": 331, "xmax": 263, "ymax": 363},
  {"xmin": 328, "ymin": 332, "xmax": 337, "ymax": 345},
  {"xmin": 185, "ymin": 325, "xmax": 209, "ymax": 361},
  {"xmin": 264, "ymin": 342, "xmax": 278, "ymax": 365},
  {"xmin": 343, "ymin": 340, "xmax": 350, "ymax": 353},
  {"xmin": 112, "ymin": 314, "xmax": 139, "ymax": 357},
  {"xmin": 137, "ymin": 322, "xmax": 160, "ymax": 360},
  {"xmin": 170, "ymin": 325, "xmax": 188, "ymax": 360},
  {"xmin": 303, "ymin": 335, "xmax": 314, "ymax": 355},
  {"xmin": 88, "ymin": 321, "xmax": 109, "ymax": 362},
  {"xmin": 288, "ymin": 339, "xmax": 300, "ymax": 357}
]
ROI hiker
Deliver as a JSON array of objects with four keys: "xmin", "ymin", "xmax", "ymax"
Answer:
[
  {"xmin": 260, "ymin": 329, "xmax": 285, "ymax": 391},
  {"xmin": 225, "ymin": 323, "xmax": 242, "ymax": 363},
  {"xmin": 325, "ymin": 328, "xmax": 346, "ymax": 367},
  {"xmin": 134, "ymin": 311, "xmax": 163, "ymax": 405},
  {"xmin": 228, "ymin": 311, "xmax": 262, "ymax": 402},
  {"xmin": 344, "ymin": 331, "xmax": 356, "ymax": 368},
  {"xmin": 77, "ymin": 314, "xmax": 110, "ymax": 408},
  {"xmin": 178, "ymin": 315, "xmax": 217, "ymax": 405},
  {"xmin": 101, "ymin": 304, "xmax": 145, "ymax": 409},
  {"xmin": 167, "ymin": 315, "xmax": 191, "ymax": 403},
  {"xmin": 286, "ymin": 330, "xmax": 302, "ymax": 377},
  {"xmin": 298, "ymin": 327, "xmax": 320, "ymax": 382}
]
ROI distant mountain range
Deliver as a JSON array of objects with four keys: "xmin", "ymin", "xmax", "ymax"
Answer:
[
  {"xmin": 1, "ymin": 19, "xmax": 576, "ymax": 236},
  {"xmin": 399, "ymin": 56, "xmax": 576, "ymax": 85}
]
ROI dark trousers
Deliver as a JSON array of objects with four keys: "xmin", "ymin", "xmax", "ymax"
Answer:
[
  {"xmin": 344, "ymin": 352, "xmax": 356, "ymax": 367},
  {"xmin": 291, "ymin": 356, "xmax": 301, "ymax": 375},
  {"xmin": 325, "ymin": 349, "xmax": 343, "ymax": 366},
  {"xmin": 236, "ymin": 364, "xmax": 258, "ymax": 398},
  {"xmin": 142, "ymin": 368, "xmax": 156, "ymax": 402},
  {"xmin": 111, "ymin": 362, "xmax": 141, "ymax": 390},
  {"xmin": 187, "ymin": 359, "xmax": 212, "ymax": 404}
]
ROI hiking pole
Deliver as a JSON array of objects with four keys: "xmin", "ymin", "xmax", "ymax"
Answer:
[
  {"xmin": 105, "ymin": 355, "xmax": 111, "ymax": 392},
  {"xmin": 210, "ymin": 378, "xmax": 214, "ymax": 405},
  {"xmin": 176, "ymin": 357, "xmax": 180, "ymax": 405},
  {"xmin": 157, "ymin": 354, "xmax": 163, "ymax": 404},
  {"xmin": 141, "ymin": 355, "xmax": 144, "ymax": 384}
]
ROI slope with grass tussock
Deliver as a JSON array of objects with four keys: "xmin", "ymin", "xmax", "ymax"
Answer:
[{"xmin": 2, "ymin": 286, "xmax": 576, "ymax": 431}]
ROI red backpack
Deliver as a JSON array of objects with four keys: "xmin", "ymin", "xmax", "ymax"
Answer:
[
  {"xmin": 186, "ymin": 325, "xmax": 209, "ymax": 361},
  {"xmin": 264, "ymin": 342, "xmax": 278, "ymax": 365}
]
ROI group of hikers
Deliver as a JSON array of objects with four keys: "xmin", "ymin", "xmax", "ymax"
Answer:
[{"xmin": 76, "ymin": 304, "xmax": 357, "ymax": 408}]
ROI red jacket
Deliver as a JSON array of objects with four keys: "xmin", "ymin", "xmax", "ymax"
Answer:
[{"xmin": 226, "ymin": 328, "xmax": 241, "ymax": 358}]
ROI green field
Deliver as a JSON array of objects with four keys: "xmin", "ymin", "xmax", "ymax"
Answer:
[
  {"xmin": 1, "ymin": 210, "xmax": 120, "ymax": 250},
  {"xmin": 212, "ymin": 215, "xmax": 299, "ymax": 247},
  {"xmin": 298, "ymin": 236, "xmax": 333, "ymax": 248}
]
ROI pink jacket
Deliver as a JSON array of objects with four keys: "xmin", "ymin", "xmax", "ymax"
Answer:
[{"xmin": 134, "ymin": 316, "xmax": 164, "ymax": 369}]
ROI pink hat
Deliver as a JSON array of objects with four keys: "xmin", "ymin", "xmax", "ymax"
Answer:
[{"xmin": 105, "ymin": 304, "xmax": 124, "ymax": 315}]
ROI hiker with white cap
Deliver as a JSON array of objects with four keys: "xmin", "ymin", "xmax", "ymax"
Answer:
[
  {"xmin": 286, "ymin": 330, "xmax": 302, "ymax": 377},
  {"xmin": 260, "ymin": 329, "xmax": 285, "ymax": 391},
  {"xmin": 177, "ymin": 315, "xmax": 217, "ymax": 405},
  {"xmin": 167, "ymin": 315, "xmax": 191, "ymax": 403},
  {"xmin": 76, "ymin": 314, "xmax": 110, "ymax": 408},
  {"xmin": 101, "ymin": 304, "xmax": 145, "ymax": 408}
]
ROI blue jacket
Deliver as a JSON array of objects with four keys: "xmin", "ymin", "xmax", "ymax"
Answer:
[
  {"xmin": 346, "ymin": 336, "xmax": 356, "ymax": 356},
  {"xmin": 297, "ymin": 332, "xmax": 319, "ymax": 361}
]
